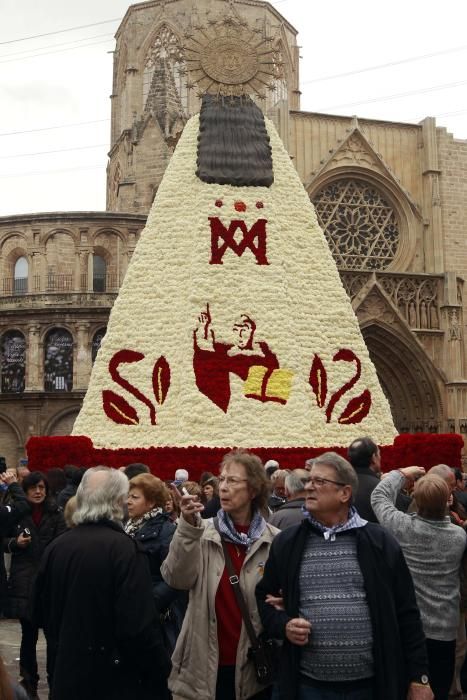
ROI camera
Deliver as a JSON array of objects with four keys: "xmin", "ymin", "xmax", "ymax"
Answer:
[
  {"xmin": 0, "ymin": 456, "xmax": 6, "ymax": 474},
  {"xmin": 20, "ymin": 528, "xmax": 31, "ymax": 538}
]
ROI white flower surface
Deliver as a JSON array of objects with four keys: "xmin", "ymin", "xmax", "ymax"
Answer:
[{"xmin": 73, "ymin": 114, "xmax": 397, "ymax": 448}]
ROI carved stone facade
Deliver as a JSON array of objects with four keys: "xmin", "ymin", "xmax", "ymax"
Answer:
[
  {"xmin": 0, "ymin": 213, "xmax": 145, "ymax": 466},
  {"xmin": 1, "ymin": 0, "xmax": 467, "ymax": 466},
  {"xmin": 107, "ymin": 0, "xmax": 299, "ymax": 213}
]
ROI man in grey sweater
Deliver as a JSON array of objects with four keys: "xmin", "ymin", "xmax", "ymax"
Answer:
[{"xmin": 371, "ymin": 467, "xmax": 466, "ymax": 700}]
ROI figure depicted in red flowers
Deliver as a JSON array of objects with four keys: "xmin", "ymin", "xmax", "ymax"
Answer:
[{"xmin": 193, "ymin": 305, "xmax": 280, "ymax": 412}]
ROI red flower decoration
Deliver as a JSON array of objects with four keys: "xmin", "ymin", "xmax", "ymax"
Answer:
[
  {"xmin": 153, "ymin": 356, "xmax": 171, "ymax": 405},
  {"xmin": 107, "ymin": 349, "xmax": 156, "ymax": 425},
  {"xmin": 337, "ymin": 389, "xmax": 372, "ymax": 425},
  {"xmin": 102, "ymin": 390, "xmax": 139, "ymax": 425},
  {"xmin": 309, "ymin": 355, "xmax": 328, "ymax": 408},
  {"xmin": 234, "ymin": 201, "xmax": 247, "ymax": 212}
]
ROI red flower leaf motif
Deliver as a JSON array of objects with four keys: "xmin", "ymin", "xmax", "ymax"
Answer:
[
  {"xmin": 153, "ymin": 356, "xmax": 171, "ymax": 405},
  {"xmin": 337, "ymin": 389, "xmax": 372, "ymax": 425},
  {"xmin": 109, "ymin": 349, "xmax": 156, "ymax": 425},
  {"xmin": 325, "ymin": 348, "xmax": 361, "ymax": 423},
  {"xmin": 102, "ymin": 389, "xmax": 140, "ymax": 425},
  {"xmin": 309, "ymin": 355, "xmax": 327, "ymax": 409}
]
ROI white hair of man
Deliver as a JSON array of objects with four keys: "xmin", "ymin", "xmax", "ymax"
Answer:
[
  {"xmin": 430, "ymin": 464, "xmax": 451, "ymax": 480},
  {"xmin": 285, "ymin": 471, "xmax": 307, "ymax": 498},
  {"xmin": 271, "ymin": 469, "xmax": 289, "ymax": 484},
  {"xmin": 73, "ymin": 466, "xmax": 129, "ymax": 526},
  {"xmin": 175, "ymin": 468, "xmax": 189, "ymax": 482}
]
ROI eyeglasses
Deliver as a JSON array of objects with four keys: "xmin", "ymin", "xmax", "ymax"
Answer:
[
  {"xmin": 218, "ymin": 476, "xmax": 248, "ymax": 488},
  {"xmin": 304, "ymin": 476, "xmax": 347, "ymax": 488}
]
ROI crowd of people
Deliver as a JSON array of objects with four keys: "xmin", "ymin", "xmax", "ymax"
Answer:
[{"xmin": 0, "ymin": 440, "xmax": 466, "ymax": 700}]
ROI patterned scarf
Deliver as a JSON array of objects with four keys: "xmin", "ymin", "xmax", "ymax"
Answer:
[
  {"xmin": 216, "ymin": 508, "xmax": 266, "ymax": 550},
  {"xmin": 304, "ymin": 505, "xmax": 367, "ymax": 542},
  {"xmin": 124, "ymin": 507, "xmax": 163, "ymax": 538}
]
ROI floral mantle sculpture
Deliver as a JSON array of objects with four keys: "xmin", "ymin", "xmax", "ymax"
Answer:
[{"xmin": 27, "ymin": 14, "xmax": 461, "ymax": 475}]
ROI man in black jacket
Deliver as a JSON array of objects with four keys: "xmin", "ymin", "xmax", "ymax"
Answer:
[
  {"xmin": 347, "ymin": 435, "xmax": 381, "ymax": 521},
  {"xmin": 33, "ymin": 467, "xmax": 170, "ymax": 700},
  {"xmin": 256, "ymin": 452, "xmax": 432, "ymax": 700}
]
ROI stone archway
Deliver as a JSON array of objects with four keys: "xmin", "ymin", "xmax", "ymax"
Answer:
[
  {"xmin": 47, "ymin": 410, "xmax": 79, "ymax": 436},
  {"xmin": 361, "ymin": 323, "xmax": 445, "ymax": 433},
  {"xmin": 0, "ymin": 416, "xmax": 22, "ymax": 468}
]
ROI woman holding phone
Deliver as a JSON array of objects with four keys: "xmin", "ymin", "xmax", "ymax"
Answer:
[
  {"xmin": 5, "ymin": 471, "xmax": 66, "ymax": 699},
  {"xmin": 162, "ymin": 449, "xmax": 278, "ymax": 700}
]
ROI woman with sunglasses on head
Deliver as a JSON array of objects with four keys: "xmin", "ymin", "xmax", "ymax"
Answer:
[
  {"xmin": 5, "ymin": 471, "xmax": 66, "ymax": 699},
  {"xmin": 162, "ymin": 449, "xmax": 279, "ymax": 700}
]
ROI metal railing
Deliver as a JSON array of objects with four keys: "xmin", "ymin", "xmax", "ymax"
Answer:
[
  {"xmin": 2, "ymin": 276, "xmax": 40, "ymax": 295},
  {"xmin": 0, "ymin": 273, "xmax": 120, "ymax": 296},
  {"xmin": 46, "ymin": 273, "xmax": 74, "ymax": 292}
]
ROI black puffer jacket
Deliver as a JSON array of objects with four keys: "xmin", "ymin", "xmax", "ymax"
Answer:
[
  {"xmin": 6, "ymin": 500, "xmax": 66, "ymax": 619},
  {"xmin": 131, "ymin": 511, "xmax": 177, "ymax": 611}
]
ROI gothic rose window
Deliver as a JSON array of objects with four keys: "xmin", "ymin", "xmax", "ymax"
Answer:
[{"xmin": 312, "ymin": 179, "xmax": 400, "ymax": 270}]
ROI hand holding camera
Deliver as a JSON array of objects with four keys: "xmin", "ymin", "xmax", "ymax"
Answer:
[
  {"xmin": 17, "ymin": 528, "xmax": 32, "ymax": 549},
  {"xmin": 0, "ymin": 469, "xmax": 18, "ymax": 486}
]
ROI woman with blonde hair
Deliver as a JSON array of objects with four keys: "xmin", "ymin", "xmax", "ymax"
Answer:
[{"xmin": 162, "ymin": 449, "xmax": 278, "ymax": 700}]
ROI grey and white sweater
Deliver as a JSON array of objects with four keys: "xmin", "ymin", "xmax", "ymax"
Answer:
[{"xmin": 371, "ymin": 470, "xmax": 466, "ymax": 641}]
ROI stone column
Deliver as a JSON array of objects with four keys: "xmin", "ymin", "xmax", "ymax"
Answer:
[
  {"xmin": 75, "ymin": 322, "xmax": 91, "ymax": 390},
  {"xmin": 87, "ymin": 251, "xmax": 94, "ymax": 292},
  {"xmin": 441, "ymin": 272, "xmax": 464, "ymax": 380},
  {"xmin": 74, "ymin": 251, "xmax": 82, "ymax": 292},
  {"xmin": 39, "ymin": 249, "xmax": 48, "ymax": 292},
  {"xmin": 421, "ymin": 117, "xmax": 443, "ymax": 273},
  {"xmin": 25, "ymin": 324, "xmax": 42, "ymax": 391}
]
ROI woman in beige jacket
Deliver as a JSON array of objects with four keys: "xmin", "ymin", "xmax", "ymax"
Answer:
[{"xmin": 162, "ymin": 450, "xmax": 279, "ymax": 700}]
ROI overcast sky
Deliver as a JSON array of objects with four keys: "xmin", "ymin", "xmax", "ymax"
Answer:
[{"xmin": 1, "ymin": 0, "xmax": 466, "ymax": 217}]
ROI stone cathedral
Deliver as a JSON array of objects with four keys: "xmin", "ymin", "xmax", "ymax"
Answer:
[{"xmin": 1, "ymin": 0, "xmax": 467, "ymax": 467}]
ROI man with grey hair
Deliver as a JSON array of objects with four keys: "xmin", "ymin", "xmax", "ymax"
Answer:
[
  {"xmin": 430, "ymin": 464, "xmax": 456, "ymax": 493},
  {"xmin": 33, "ymin": 467, "xmax": 170, "ymax": 700},
  {"xmin": 406, "ymin": 464, "xmax": 455, "ymax": 514},
  {"xmin": 257, "ymin": 452, "xmax": 432, "ymax": 700},
  {"xmin": 269, "ymin": 468, "xmax": 289, "ymax": 511},
  {"xmin": 269, "ymin": 469, "xmax": 308, "ymax": 530}
]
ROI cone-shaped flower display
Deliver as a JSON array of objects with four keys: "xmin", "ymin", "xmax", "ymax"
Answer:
[{"xmin": 72, "ymin": 96, "xmax": 397, "ymax": 453}]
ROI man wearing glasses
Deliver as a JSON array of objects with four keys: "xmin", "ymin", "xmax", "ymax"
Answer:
[{"xmin": 256, "ymin": 452, "xmax": 433, "ymax": 700}]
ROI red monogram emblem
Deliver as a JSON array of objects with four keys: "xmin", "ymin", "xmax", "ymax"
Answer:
[{"xmin": 209, "ymin": 217, "xmax": 269, "ymax": 265}]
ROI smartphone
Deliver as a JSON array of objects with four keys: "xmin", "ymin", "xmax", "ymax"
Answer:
[{"xmin": 21, "ymin": 528, "xmax": 31, "ymax": 538}]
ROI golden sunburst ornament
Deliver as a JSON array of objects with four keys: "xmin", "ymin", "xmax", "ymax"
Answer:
[{"xmin": 183, "ymin": 12, "xmax": 278, "ymax": 98}]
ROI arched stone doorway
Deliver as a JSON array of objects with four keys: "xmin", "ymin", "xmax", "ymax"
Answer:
[{"xmin": 361, "ymin": 323, "xmax": 445, "ymax": 433}]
